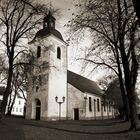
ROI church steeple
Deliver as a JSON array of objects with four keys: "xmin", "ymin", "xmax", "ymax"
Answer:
[
  {"xmin": 43, "ymin": 11, "xmax": 56, "ymax": 30},
  {"xmin": 29, "ymin": 9, "xmax": 65, "ymax": 44}
]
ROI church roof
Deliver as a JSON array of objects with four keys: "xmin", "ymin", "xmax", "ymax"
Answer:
[
  {"xmin": 67, "ymin": 70, "xmax": 103, "ymax": 96},
  {"xmin": 34, "ymin": 28, "xmax": 64, "ymax": 41}
]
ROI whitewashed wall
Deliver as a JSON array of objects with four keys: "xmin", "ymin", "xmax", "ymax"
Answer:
[
  {"xmin": 26, "ymin": 35, "xmax": 67, "ymax": 120},
  {"xmin": 68, "ymin": 84, "xmax": 115, "ymax": 120},
  {"xmin": 47, "ymin": 36, "xmax": 67, "ymax": 120}
]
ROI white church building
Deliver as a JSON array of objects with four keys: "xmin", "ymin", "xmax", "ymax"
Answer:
[{"xmin": 26, "ymin": 11, "xmax": 115, "ymax": 121}]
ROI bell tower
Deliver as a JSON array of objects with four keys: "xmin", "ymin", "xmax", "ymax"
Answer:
[
  {"xmin": 26, "ymin": 11, "xmax": 67, "ymax": 121},
  {"xmin": 43, "ymin": 11, "xmax": 55, "ymax": 29}
]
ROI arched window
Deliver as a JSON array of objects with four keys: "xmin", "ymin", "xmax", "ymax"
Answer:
[
  {"xmin": 50, "ymin": 19, "xmax": 55, "ymax": 28},
  {"xmin": 57, "ymin": 47, "xmax": 61, "ymax": 59},
  {"xmin": 37, "ymin": 46, "xmax": 41, "ymax": 58},
  {"xmin": 104, "ymin": 102, "xmax": 106, "ymax": 112},
  {"xmin": 97, "ymin": 99, "xmax": 100, "ymax": 112},
  {"xmin": 89, "ymin": 97, "xmax": 92, "ymax": 112},
  {"xmin": 45, "ymin": 22, "xmax": 48, "ymax": 28}
]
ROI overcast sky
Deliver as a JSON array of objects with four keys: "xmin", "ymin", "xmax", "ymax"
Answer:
[
  {"xmin": 38, "ymin": 0, "xmax": 84, "ymax": 72},
  {"xmin": 39, "ymin": 0, "xmax": 76, "ymax": 21},
  {"xmin": 36, "ymin": 0, "xmax": 107, "ymax": 81}
]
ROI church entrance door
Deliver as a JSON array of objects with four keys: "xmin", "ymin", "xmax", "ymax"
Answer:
[
  {"xmin": 35, "ymin": 99, "xmax": 41, "ymax": 120},
  {"xmin": 74, "ymin": 108, "xmax": 79, "ymax": 120}
]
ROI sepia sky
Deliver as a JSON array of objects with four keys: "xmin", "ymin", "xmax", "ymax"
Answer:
[
  {"xmin": 38, "ymin": 0, "xmax": 76, "ymax": 21},
  {"xmin": 36, "ymin": 0, "xmax": 107, "ymax": 81},
  {"xmin": 39, "ymin": 0, "xmax": 74, "ymax": 9},
  {"xmin": 38, "ymin": 0, "xmax": 84, "ymax": 73}
]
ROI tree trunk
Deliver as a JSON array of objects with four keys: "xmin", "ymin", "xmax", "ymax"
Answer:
[
  {"xmin": 128, "ymin": 91, "xmax": 137, "ymax": 131},
  {"xmin": 0, "ymin": 58, "xmax": 13, "ymax": 118},
  {"xmin": 7, "ymin": 93, "xmax": 16, "ymax": 116},
  {"xmin": 117, "ymin": 55, "xmax": 130, "ymax": 121},
  {"xmin": 6, "ymin": 90, "xmax": 12, "ymax": 115},
  {"xmin": 119, "ymin": 78, "xmax": 130, "ymax": 121},
  {"xmin": 7, "ymin": 83, "xmax": 18, "ymax": 115},
  {"xmin": 122, "ymin": 96, "xmax": 129, "ymax": 121}
]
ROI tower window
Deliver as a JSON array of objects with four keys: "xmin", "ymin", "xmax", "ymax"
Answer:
[
  {"xmin": 45, "ymin": 22, "xmax": 48, "ymax": 28},
  {"xmin": 37, "ymin": 46, "xmax": 41, "ymax": 58},
  {"xmin": 51, "ymin": 20, "xmax": 54, "ymax": 27},
  {"xmin": 57, "ymin": 47, "xmax": 61, "ymax": 59}
]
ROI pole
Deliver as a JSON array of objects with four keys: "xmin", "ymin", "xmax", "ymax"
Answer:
[
  {"xmin": 59, "ymin": 103, "xmax": 61, "ymax": 121},
  {"xmin": 55, "ymin": 96, "xmax": 65, "ymax": 121}
]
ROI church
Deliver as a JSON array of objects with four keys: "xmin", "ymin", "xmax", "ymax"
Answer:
[{"xmin": 26, "ymin": 11, "xmax": 115, "ymax": 121}]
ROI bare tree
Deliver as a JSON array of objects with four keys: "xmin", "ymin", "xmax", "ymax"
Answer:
[
  {"xmin": 106, "ymin": 79, "xmax": 126, "ymax": 119},
  {"xmin": 0, "ymin": 56, "xmax": 3, "ymax": 74},
  {"xmin": 68, "ymin": 0, "xmax": 140, "ymax": 130},
  {"xmin": 98, "ymin": 75, "xmax": 117, "ymax": 91},
  {"xmin": 0, "ymin": 0, "xmax": 49, "ymax": 117},
  {"xmin": 132, "ymin": 0, "xmax": 140, "ymax": 25}
]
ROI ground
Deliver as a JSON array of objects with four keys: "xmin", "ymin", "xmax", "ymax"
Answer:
[{"xmin": 0, "ymin": 117, "xmax": 140, "ymax": 140}]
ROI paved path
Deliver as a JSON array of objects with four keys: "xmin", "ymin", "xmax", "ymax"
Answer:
[{"xmin": 0, "ymin": 117, "xmax": 140, "ymax": 140}]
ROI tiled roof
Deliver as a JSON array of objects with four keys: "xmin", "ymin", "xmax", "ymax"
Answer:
[
  {"xmin": 67, "ymin": 70, "xmax": 103, "ymax": 96},
  {"xmin": 29, "ymin": 28, "xmax": 64, "ymax": 44}
]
